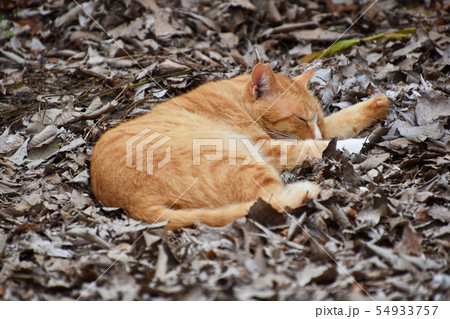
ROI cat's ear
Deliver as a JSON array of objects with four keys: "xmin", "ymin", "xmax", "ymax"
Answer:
[
  {"xmin": 251, "ymin": 63, "xmax": 281, "ymax": 99},
  {"xmin": 293, "ymin": 69, "xmax": 315, "ymax": 88}
]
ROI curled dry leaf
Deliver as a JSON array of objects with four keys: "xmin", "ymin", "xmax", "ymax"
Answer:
[{"xmin": 28, "ymin": 125, "xmax": 60, "ymax": 149}]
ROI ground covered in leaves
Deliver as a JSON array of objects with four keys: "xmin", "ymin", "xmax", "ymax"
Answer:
[{"xmin": 0, "ymin": 0, "xmax": 449, "ymax": 300}]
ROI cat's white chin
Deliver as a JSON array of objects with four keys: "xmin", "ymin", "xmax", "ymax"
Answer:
[{"xmin": 335, "ymin": 138, "xmax": 366, "ymax": 154}]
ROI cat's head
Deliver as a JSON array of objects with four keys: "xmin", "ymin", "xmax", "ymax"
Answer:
[{"xmin": 247, "ymin": 63, "xmax": 324, "ymax": 140}]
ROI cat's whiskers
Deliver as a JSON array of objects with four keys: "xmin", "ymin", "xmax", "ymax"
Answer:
[{"xmin": 263, "ymin": 128, "xmax": 298, "ymax": 139}]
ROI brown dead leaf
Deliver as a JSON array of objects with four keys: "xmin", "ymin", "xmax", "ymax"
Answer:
[
  {"xmin": 28, "ymin": 125, "xmax": 60, "ymax": 149},
  {"xmin": 135, "ymin": 0, "xmax": 159, "ymax": 12},
  {"xmin": 264, "ymin": 1, "xmax": 280, "ymax": 25},
  {"xmin": 247, "ymin": 199, "xmax": 287, "ymax": 227},
  {"xmin": 366, "ymin": 243, "xmax": 417, "ymax": 272},
  {"xmin": 296, "ymin": 263, "xmax": 336, "ymax": 287},
  {"xmin": 415, "ymin": 89, "xmax": 450, "ymax": 126},
  {"xmin": 152, "ymin": 14, "xmax": 184, "ymax": 39},
  {"xmin": 229, "ymin": 0, "xmax": 256, "ymax": 11},
  {"xmin": 425, "ymin": 206, "xmax": 450, "ymax": 223},
  {"xmin": 158, "ymin": 60, "xmax": 188, "ymax": 74},
  {"xmin": 357, "ymin": 153, "xmax": 389, "ymax": 171},
  {"xmin": 395, "ymin": 223, "xmax": 422, "ymax": 256}
]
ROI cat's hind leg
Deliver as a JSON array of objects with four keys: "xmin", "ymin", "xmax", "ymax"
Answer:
[
  {"xmin": 134, "ymin": 180, "xmax": 319, "ymax": 230},
  {"xmin": 129, "ymin": 202, "xmax": 253, "ymax": 230},
  {"xmin": 218, "ymin": 162, "xmax": 319, "ymax": 213}
]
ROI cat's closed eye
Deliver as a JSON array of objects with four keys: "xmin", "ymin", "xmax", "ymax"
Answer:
[{"xmin": 295, "ymin": 115, "xmax": 307, "ymax": 124}]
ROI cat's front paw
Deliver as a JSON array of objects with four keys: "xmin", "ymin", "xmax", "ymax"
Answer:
[{"xmin": 367, "ymin": 95, "xmax": 390, "ymax": 122}]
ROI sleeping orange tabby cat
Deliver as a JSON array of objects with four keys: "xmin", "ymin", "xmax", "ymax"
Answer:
[{"xmin": 90, "ymin": 63, "xmax": 390, "ymax": 229}]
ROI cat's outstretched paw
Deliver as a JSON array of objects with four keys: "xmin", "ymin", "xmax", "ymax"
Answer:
[{"xmin": 366, "ymin": 95, "xmax": 390, "ymax": 121}]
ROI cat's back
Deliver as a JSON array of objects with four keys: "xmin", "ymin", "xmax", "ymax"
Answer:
[{"xmin": 91, "ymin": 73, "xmax": 260, "ymax": 161}]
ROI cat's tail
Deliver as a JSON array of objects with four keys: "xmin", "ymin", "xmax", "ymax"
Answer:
[
  {"xmin": 132, "ymin": 202, "xmax": 253, "ymax": 230},
  {"xmin": 130, "ymin": 181, "xmax": 320, "ymax": 230}
]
